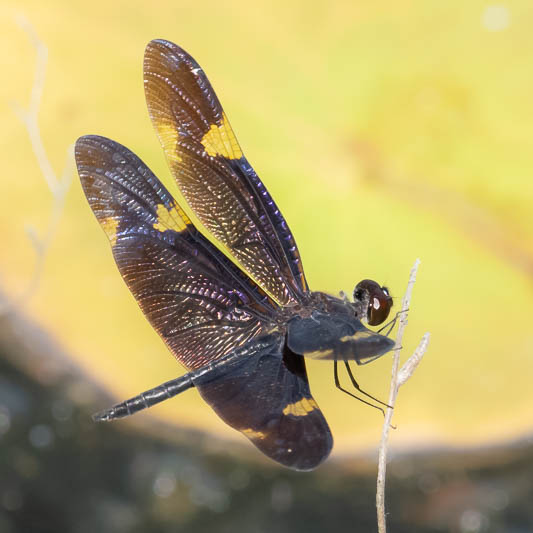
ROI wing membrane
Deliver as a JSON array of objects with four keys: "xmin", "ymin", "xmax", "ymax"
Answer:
[
  {"xmin": 144, "ymin": 39, "xmax": 308, "ymax": 307},
  {"xmin": 287, "ymin": 314, "xmax": 395, "ymax": 364},
  {"xmin": 75, "ymin": 135, "xmax": 277, "ymax": 370},
  {"xmin": 194, "ymin": 334, "xmax": 332, "ymax": 470}
]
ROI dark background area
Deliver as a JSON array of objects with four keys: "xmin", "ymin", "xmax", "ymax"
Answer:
[{"xmin": 1, "ymin": 311, "xmax": 532, "ymax": 533}]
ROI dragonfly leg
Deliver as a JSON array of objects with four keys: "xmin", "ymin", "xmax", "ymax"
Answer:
[
  {"xmin": 333, "ymin": 360, "xmax": 386, "ymax": 416},
  {"xmin": 343, "ymin": 361, "xmax": 392, "ymax": 409}
]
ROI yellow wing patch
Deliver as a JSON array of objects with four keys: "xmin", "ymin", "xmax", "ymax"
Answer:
[
  {"xmin": 282, "ymin": 398, "xmax": 318, "ymax": 417},
  {"xmin": 201, "ymin": 113, "xmax": 243, "ymax": 159},
  {"xmin": 242, "ymin": 428, "xmax": 266, "ymax": 440},
  {"xmin": 100, "ymin": 216, "xmax": 119, "ymax": 246},
  {"xmin": 340, "ymin": 331, "xmax": 373, "ymax": 343},
  {"xmin": 153, "ymin": 203, "xmax": 191, "ymax": 233},
  {"xmin": 305, "ymin": 349, "xmax": 334, "ymax": 359},
  {"xmin": 155, "ymin": 120, "xmax": 182, "ymax": 163}
]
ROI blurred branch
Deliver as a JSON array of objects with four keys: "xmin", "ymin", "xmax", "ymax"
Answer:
[
  {"xmin": 376, "ymin": 259, "xmax": 430, "ymax": 533},
  {"xmin": 0, "ymin": 16, "xmax": 74, "ymax": 315},
  {"xmin": 397, "ymin": 333, "xmax": 430, "ymax": 388}
]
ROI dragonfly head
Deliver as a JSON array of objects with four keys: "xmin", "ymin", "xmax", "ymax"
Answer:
[{"xmin": 353, "ymin": 279, "xmax": 393, "ymax": 326}]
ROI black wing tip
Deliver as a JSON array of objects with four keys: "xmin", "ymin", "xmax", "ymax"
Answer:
[
  {"xmin": 294, "ymin": 440, "xmax": 333, "ymax": 471},
  {"xmin": 75, "ymin": 135, "xmax": 95, "ymax": 155},
  {"xmin": 75, "ymin": 135, "xmax": 117, "ymax": 158},
  {"xmin": 75, "ymin": 135, "xmax": 128, "ymax": 177},
  {"xmin": 144, "ymin": 39, "xmax": 199, "ymax": 68},
  {"xmin": 384, "ymin": 336, "xmax": 396, "ymax": 349},
  {"xmin": 75, "ymin": 136, "xmax": 141, "ymax": 169},
  {"xmin": 355, "ymin": 334, "xmax": 396, "ymax": 365},
  {"xmin": 278, "ymin": 432, "xmax": 333, "ymax": 472},
  {"xmin": 251, "ymin": 407, "xmax": 334, "ymax": 471},
  {"xmin": 75, "ymin": 135, "xmax": 99, "ymax": 171},
  {"xmin": 145, "ymin": 39, "xmax": 183, "ymax": 57},
  {"xmin": 148, "ymin": 38, "xmax": 175, "ymax": 48}
]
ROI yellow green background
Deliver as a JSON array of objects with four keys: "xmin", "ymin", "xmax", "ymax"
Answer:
[{"xmin": 1, "ymin": 1, "xmax": 532, "ymax": 455}]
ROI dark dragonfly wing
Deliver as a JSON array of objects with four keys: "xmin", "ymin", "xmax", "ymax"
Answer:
[
  {"xmin": 194, "ymin": 334, "xmax": 332, "ymax": 471},
  {"xmin": 77, "ymin": 136, "xmax": 331, "ymax": 469},
  {"xmin": 75, "ymin": 135, "xmax": 278, "ymax": 370},
  {"xmin": 287, "ymin": 312, "xmax": 395, "ymax": 365},
  {"xmin": 143, "ymin": 39, "xmax": 308, "ymax": 307}
]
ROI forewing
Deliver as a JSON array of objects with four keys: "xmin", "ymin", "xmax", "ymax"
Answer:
[
  {"xmin": 194, "ymin": 335, "xmax": 333, "ymax": 471},
  {"xmin": 143, "ymin": 39, "xmax": 308, "ymax": 307},
  {"xmin": 75, "ymin": 135, "xmax": 276, "ymax": 370}
]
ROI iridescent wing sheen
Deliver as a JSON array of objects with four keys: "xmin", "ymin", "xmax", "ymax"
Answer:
[
  {"xmin": 75, "ymin": 135, "xmax": 278, "ymax": 370},
  {"xmin": 143, "ymin": 39, "xmax": 308, "ymax": 308},
  {"xmin": 194, "ymin": 334, "xmax": 332, "ymax": 471}
]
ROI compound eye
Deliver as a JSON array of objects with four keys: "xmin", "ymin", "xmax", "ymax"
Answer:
[
  {"xmin": 353, "ymin": 288, "xmax": 364, "ymax": 301},
  {"xmin": 367, "ymin": 290, "xmax": 392, "ymax": 325},
  {"xmin": 354, "ymin": 280, "xmax": 393, "ymax": 326}
]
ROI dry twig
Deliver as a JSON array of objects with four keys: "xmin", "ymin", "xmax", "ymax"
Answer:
[
  {"xmin": 0, "ymin": 16, "xmax": 73, "ymax": 315},
  {"xmin": 376, "ymin": 259, "xmax": 430, "ymax": 533}
]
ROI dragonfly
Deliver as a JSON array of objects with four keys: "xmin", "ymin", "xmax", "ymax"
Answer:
[{"xmin": 75, "ymin": 39, "xmax": 395, "ymax": 471}]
